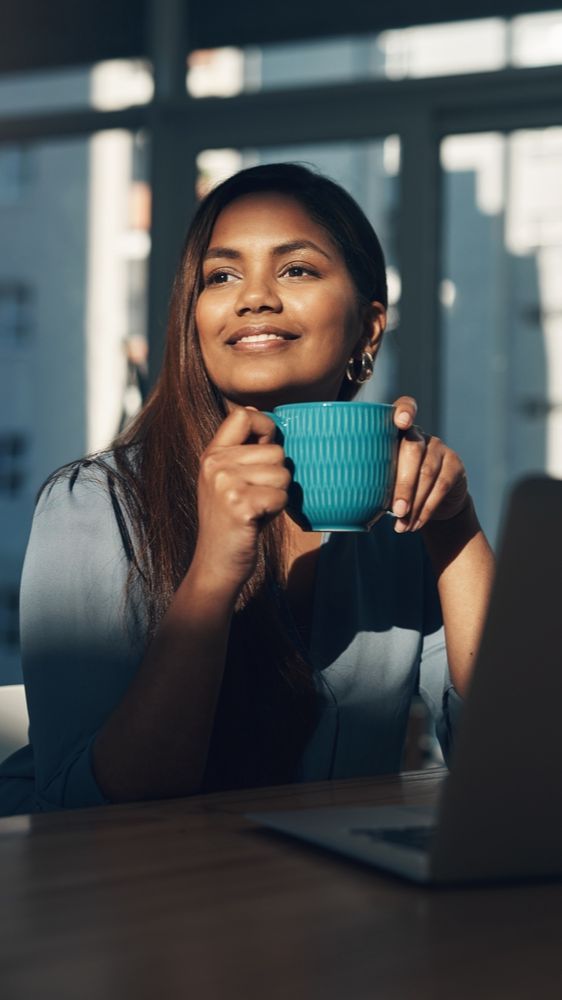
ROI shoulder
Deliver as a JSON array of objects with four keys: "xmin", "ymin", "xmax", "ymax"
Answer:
[
  {"xmin": 37, "ymin": 451, "xmax": 114, "ymax": 505},
  {"xmin": 35, "ymin": 448, "xmax": 140, "ymax": 520},
  {"xmin": 31, "ymin": 447, "xmax": 146, "ymax": 579},
  {"xmin": 30, "ymin": 451, "xmax": 136, "ymax": 557},
  {"xmin": 22, "ymin": 450, "xmax": 142, "ymax": 606}
]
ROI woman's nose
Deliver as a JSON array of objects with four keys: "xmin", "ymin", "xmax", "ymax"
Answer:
[{"xmin": 235, "ymin": 273, "xmax": 282, "ymax": 315}]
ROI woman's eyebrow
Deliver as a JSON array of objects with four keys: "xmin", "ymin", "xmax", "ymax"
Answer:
[
  {"xmin": 204, "ymin": 239, "xmax": 333, "ymax": 262},
  {"xmin": 204, "ymin": 246, "xmax": 241, "ymax": 261},
  {"xmin": 272, "ymin": 240, "xmax": 332, "ymax": 260}
]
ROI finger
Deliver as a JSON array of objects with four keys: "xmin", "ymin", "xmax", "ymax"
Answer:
[
  {"xmin": 225, "ymin": 443, "xmax": 286, "ymax": 466},
  {"xmin": 392, "ymin": 395, "xmax": 418, "ymax": 430},
  {"xmin": 238, "ymin": 486, "xmax": 289, "ymax": 524},
  {"xmin": 200, "ymin": 448, "xmax": 287, "ymax": 493},
  {"xmin": 398, "ymin": 449, "xmax": 444, "ymax": 532},
  {"xmin": 212, "ymin": 406, "xmax": 277, "ymax": 448},
  {"xmin": 391, "ymin": 426, "xmax": 426, "ymax": 520},
  {"xmin": 237, "ymin": 464, "xmax": 292, "ymax": 490},
  {"xmin": 407, "ymin": 462, "xmax": 465, "ymax": 530}
]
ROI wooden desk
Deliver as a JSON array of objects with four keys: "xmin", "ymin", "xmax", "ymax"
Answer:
[{"xmin": 1, "ymin": 769, "xmax": 561, "ymax": 999}]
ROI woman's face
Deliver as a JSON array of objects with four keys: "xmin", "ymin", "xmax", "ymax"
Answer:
[{"xmin": 195, "ymin": 192, "xmax": 386, "ymax": 409}]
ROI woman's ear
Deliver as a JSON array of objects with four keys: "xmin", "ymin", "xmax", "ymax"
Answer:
[
  {"xmin": 359, "ymin": 300, "xmax": 387, "ymax": 360},
  {"xmin": 342, "ymin": 300, "xmax": 388, "ymax": 401}
]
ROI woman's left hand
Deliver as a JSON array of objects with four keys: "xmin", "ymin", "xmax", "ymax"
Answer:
[{"xmin": 390, "ymin": 396, "xmax": 469, "ymax": 532}]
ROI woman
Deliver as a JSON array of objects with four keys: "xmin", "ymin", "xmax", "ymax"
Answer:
[{"xmin": 0, "ymin": 163, "xmax": 494, "ymax": 814}]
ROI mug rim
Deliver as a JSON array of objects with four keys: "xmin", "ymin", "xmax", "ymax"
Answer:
[{"xmin": 267, "ymin": 401, "xmax": 395, "ymax": 414}]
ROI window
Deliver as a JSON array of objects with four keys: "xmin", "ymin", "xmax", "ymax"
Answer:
[
  {"xmin": 0, "ymin": 433, "xmax": 28, "ymax": 495},
  {"xmin": 0, "ymin": 586, "xmax": 19, "ymax": 649},
  {"xmin": 0, "ymin": 146, "xmax": 30, "ymax": 205},
  {"xmin": 440, "ymin": 127, "xmax": 562, "ymax": 542},
  {"xmin": 186, "ymin": 12, "xmax": 562, "ymax": 95},
  {"xmin": 0, "ymin": 128, "xmax": 151, "ymax": 464},
  {"xmin": 0, "ymin": 284, "xmax": 34, "ymax": 346},
  {"xmin": 0, "ymin": 60, "xmax": 153, "ymax": 116}
]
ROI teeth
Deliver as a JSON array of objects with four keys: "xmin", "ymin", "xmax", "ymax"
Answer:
[{"xmin": 237, "ymin": 333, "xmax": 285, "ymax": 343}]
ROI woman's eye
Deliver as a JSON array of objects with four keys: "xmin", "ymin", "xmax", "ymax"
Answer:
[
  {"xmin": 206, "ymin": 271, "xmax": 235, "ymax": 286},
  {"xmin": 284, "ymin": 265, "xmax": 318, "ymax": 278}
]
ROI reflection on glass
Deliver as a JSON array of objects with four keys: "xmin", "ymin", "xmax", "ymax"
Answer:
[
  {"xmin": 195, "ymin": 139, "xmax": 401, "ymax": 405},
  {"xmin": 186, "ymin": 12, "xmax": 562, "ymax": 96},
  {"xmin": 440, "ymin": 128, "xmax": 562, "ymax": 543}
]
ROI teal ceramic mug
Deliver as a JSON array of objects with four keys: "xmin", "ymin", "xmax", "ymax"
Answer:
[{"xmin": 264, "ymin": 401, "xmax": 399, "ymax": 531}]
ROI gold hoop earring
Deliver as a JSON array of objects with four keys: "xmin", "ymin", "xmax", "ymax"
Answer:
[{"xmin": 345, "ymin": 351, "xmax": 374, "ymax": 384}]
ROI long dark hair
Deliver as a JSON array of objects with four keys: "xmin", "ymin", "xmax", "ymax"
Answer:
[{"xmin": 80, "ymin": 164, "xmax": 387, "ymax": 790}]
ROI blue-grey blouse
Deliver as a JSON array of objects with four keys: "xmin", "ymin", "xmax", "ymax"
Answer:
[{"xmin": 0, "ymin": 459, "xmax": 461, "ymax": 816}]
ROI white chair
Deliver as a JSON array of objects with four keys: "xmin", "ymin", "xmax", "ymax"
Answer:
[{"xmin": 0, "ymin": 685, "xmax": 29, "ymax": 763}]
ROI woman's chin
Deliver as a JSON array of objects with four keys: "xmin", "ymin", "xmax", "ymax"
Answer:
[
  {"xmin": 224, "ymin": 390, "xmax": 292, "ymax": 411},
  {"xmin": 225, "ymin": 386, "xmax": 340, "ymax": 410},
  {"xmin": 221, "ymin": 375, "xmax": 345, "ymax": 410}
]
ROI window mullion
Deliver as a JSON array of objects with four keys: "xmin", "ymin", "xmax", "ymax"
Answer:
[{"xmin": 397, "ymin": 106, "xmax": 442, "ymax": 432}]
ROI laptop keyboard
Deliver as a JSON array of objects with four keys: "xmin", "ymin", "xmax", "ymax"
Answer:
[{"xmin": 350, "ymin": 824, "xmax": 436, "ymax": 852}]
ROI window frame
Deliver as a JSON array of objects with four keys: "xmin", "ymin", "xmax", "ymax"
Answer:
[{"xmin": 0, "ymin": 49, "xmax": 561, "ymax": 431}]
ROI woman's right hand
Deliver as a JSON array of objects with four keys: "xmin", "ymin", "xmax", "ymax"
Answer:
[{"xmin": 191, "ymin": 406, "xmax": 290, "ymax": 600}]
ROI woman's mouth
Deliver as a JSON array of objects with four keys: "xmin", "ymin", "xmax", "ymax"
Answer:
[
  {"xmin": 237, "ymin": 332, "xmax": 286, "ymax": 343},
  {"xmin": 226, "ymin": 326, "xmax": 299, "ymax": 351}
]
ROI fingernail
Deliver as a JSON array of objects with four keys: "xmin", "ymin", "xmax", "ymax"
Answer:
[
  {"xmin": 393, "ymin": 499, "xmax": 408, "ymax": 518},
  {"xmin": 412, "ymin": 520, "xmax": 423, "ymax": 532},
  {"xmin": 394, "ymin": 519, "xmax": 407, "ymax": 533},
  {"xmin": 397, "ymin": 411, "xmax": 410, "ymax": 427}
]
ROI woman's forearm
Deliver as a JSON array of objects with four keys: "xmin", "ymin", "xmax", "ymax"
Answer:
[
  {"xmin": 91, "ymin": 562, "xmax": 238, "ymax": 802},
  {"xmin": 421, "ymin": 498, "xmax": 495, "ymax": 698}
]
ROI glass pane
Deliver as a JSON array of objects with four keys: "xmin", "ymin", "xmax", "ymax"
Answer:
[
  {"xmin": 196, "ymin": 139, "xmax": 401, "ymax": 405},
  {"xmin": 372, "ymin": 19, "xmax": 507, "ymax": 79},
  {"xmin": 512, "ymin": 10, "xmax": 562, "ymax": 67},
  {"xmin": 186, "ymin": 12, "xmax": 562, "ymax": 95},
  {"xmin": 187, "ymin": 23, "xmax": 503, "ymax": 94},
  {"xmin": 440, "ymin": 128, "xmax": 562, "ymax": 544},
  {"xmin": 0, "ymin": 129, "xmax": 150, "ymax": 682},
  {"xmin": 0, "ymin": 60, "xmax": 153, "ymax": 115}
]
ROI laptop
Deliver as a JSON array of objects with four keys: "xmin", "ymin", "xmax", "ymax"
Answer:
[{"xmin": 247, "ymin": 476, "xmax": 562, "ymax": 884}]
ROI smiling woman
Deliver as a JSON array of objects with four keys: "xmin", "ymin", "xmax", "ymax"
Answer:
[{"xmin": 0, "ymin": 163, "xmax": 494, "ymax": 815}]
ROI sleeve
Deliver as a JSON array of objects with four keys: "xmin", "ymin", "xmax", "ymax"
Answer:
[
  {"xmin": 20, "ymin": 467, "xmax": 147, "ymax": 811},
  {"xmin": 417, "ymin": 553, "xmax": 463, "ymax": 766}
]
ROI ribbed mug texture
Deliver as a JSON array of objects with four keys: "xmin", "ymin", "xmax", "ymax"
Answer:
[{"xmin": 269, "ymin": 402, "xmax": 398, "ymax": 531}]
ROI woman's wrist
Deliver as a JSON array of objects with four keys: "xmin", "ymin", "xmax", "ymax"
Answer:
[
  {"xmin": 179, "ymin": 555, "xmax": 240, "ymax": 616},
  {"xmin": 423, "ymin": 493, "xmax": 477, "ymax": 530},
  {"xmin": 421, "ymin": 495, "xmax": 483, "ymax": 572}
]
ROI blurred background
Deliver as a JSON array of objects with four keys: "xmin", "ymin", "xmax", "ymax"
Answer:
[{"xmin": 0, "ymin": 1, "xmax": 561, "ymax": 728}]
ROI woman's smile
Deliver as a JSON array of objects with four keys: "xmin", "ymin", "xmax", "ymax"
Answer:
[{"xmin": 226, "ymin": 323, "xmax": 301, "ymax": 351}]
